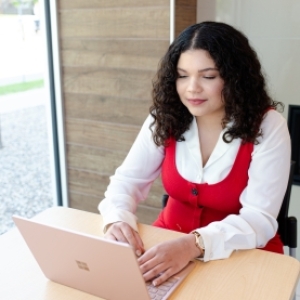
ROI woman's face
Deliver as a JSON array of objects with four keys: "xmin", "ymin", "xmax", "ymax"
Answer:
[{"xmin": 176, "ymin": 49, "xmax": 225, "ymax": 122}]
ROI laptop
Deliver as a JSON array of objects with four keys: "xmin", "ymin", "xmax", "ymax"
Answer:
[{"xmin": 13, "ymin": 215, "xmax": 195, "ymax": 300}]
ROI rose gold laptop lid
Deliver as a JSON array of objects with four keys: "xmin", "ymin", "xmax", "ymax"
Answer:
[{"xmin": 12, "ymin": 215, "xmax": 195, "ymax": 300}]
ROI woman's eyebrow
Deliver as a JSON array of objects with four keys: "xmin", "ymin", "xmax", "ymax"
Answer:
[
  {"xmin": 177, "ymin": 67, "xmax": 218, "ymax": 72},
  {"xmin": 199, "ymin": 67, "xmax": 218, "ymax": 72}
]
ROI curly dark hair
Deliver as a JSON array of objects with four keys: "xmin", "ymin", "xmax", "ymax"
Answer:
[{"xmin": 149, "ymin": 21, "xmax": 283, "ymax": 146}]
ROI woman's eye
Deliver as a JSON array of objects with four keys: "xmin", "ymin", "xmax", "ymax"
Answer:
[
  {"xmin": 178, "ymin": 75, "xmax": 187, "ymax": 78},
  {"xmin": 204, "ymin": 76, "xmax": 216, "ymax": 79}
]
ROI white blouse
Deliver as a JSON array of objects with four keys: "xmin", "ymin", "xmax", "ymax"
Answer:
[{"xmin": 98, "ymin": 110, "xmax": 291, "ymax": 262}]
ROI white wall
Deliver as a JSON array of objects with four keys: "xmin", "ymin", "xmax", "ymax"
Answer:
[{"xmin": 197, "ymin": 0, "xmax": 300, "ymax": 259}]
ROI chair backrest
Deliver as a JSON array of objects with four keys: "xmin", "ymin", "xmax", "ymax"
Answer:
[{"xmin": 277, "ymin": 161, "xmax": 296, "ymax": 247}]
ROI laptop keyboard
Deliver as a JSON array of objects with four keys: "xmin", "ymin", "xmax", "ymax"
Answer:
[{"xmin": 146, "ymin": 276, "xmax": 179, "ymax": 300}]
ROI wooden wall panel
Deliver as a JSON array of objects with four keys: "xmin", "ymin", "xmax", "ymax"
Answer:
[
  {"xmin": 58, "ymin": 1, "xmax": 197, "ymax": 224},
  {"xmin": 60, "ymin": 39, "xmax": 168, "ymax": 71},
  {"xmin": 69, "ymin": 192, "xmax": 100, "ymax": 213},
  {"xmin": 58, "ymin": 1, "xmax": 170, "ymax": 224},
  {"xmin": 59, "ymin": 8, "xmax": 169, "ymax": 39},
  {"xmin": 67, "ymin": 144, "xmax": 126, "ymax": 174},
  {"xmin": 68, "ymin": 169, "xmax": 164, "ymax": 208},
  {"xmin": 58, "ymin": 0, "xmax": 170, "ymax": 10},
  {"xmin": 62, "ymin": 67, "xmax": 155, "ymax": 101},
  {"xmin": 64, "ymin": 94, "xmax": 149, "ymax": 126},
  {"xmin": 65, "ymin": 119, "xmax": 138, "ymax": 150},
  {"xmin": 69, "ymin": 191, "xmax": 161, "ymax": 225},
  {"xmin": 175, "ymin": 0, "xmax": 197, "ymax": 37}
]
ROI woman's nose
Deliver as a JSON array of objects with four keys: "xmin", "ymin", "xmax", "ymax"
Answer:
[{"xmin": 187, "ymin": 78, "xmax": 202, "ymax": 93}]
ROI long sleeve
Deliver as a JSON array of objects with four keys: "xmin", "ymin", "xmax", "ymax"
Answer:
[
  {"xmin": 196, "ymin": 110, "xmax": 291, "ymax": 261},
  {"xmin": 99, "ymin": 110, "xmax": 291, "ymax": 262},
  {"xmin": 98, "ymin": 115, "xmax": 165, "ymax": 232}
]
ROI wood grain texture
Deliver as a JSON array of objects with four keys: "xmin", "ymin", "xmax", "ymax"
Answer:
[
  {"xmin": 60, "ymin": 38, "xmax": 169, "ymax": 72},
  {"xmin": 176, "ymin": 0, "xmax": 197, "ymax": 6},
  {"xmin": 69, "ymin": 191, "xmax": 161, "ymax": 225},
  {"xmin": 58, "ymin": 1, "xmax": 170, "ymax": 212},
  {"xmin": 61, "ymin": 50, "xmax": 160, "ymax": 71},
  {"xmin": 175, "ymin": 0, "xmax": 197, "ymax": 37},
  {"xmin": 58, "ymin": 0, "xmax": 170, "ymax": 10},
  {"xmin": 69, "ymin": 191, "xmax": 100, "ymax": 213},
  {"xmin": 65, "ymin": 118, "xmax": 139, "ymax": 150},
  {"xmin": 68, "ymin": 169, "xmax": 109, "ymax": 198},
  {"xmin": 59, "ymin": 8, "xmax": 169, "ymax": 39},
  {"xmin": 61, "ymin": 38, "xmax": 169, "ymax": 58},
  {"xmin": 67, "ymin": 143, "xmax": 127, "ymax": 174},
  {"xmin": 62, "ymin": 67, "xmax": 155, "ymax": 101},
  {"xmin": 64, "ymin": 93, "xmax": 150, "ymax": 126},
  {"xmin": 68, "ymin": 168, "xmax": 164, "ymax": 208}
]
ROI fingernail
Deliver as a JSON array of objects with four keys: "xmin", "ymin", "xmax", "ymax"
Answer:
[
  {"xmin": 136, "ymin": 249, "xmax": 141, "ymax": 256},
  {"xmin": 152, "ymin": 280, "xmax": 157, "ymax": 287}
]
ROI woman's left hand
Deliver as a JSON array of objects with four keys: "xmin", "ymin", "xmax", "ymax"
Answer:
[{"xmin": 137, "ymin": 234, "xmax": 201, "ymax": 286}]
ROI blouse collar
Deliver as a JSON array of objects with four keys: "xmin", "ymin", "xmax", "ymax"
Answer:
[{"xmin": 183, "ymin": 117, "xmax": 239, "ymax": 169}]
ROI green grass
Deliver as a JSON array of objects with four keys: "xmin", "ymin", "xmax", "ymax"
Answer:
[{"xmin": 0, "ymin": 79, "xmax": 44, "ymax": 96}]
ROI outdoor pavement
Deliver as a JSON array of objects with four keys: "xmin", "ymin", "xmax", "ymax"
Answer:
[
  {"xmin": 0, "ymin": 89, "xmax": 53, "ymax": 235},
  {"xmin": 0, "ymin": 14, "xmax": 52, "ymax": 235}
]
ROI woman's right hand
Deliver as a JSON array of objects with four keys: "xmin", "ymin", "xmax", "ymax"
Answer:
[{"xmin": 104, "ymin": 222, "xmax": 145, "ymax": 257}]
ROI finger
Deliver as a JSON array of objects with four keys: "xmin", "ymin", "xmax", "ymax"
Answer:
[
  {"xmin": 106, "ymin": 223, "xmax": 144, "ymax": 256},
  {"xmin": 107, "ymin": 226, "xmax": 128, "ymax": 244},
  {"xmin": 104, "ymin": 232, "xmax": 118, "ymax": 241},
  {"xmin": 132, "ymin": 230, "xmax": 145, "ymax": 253},
  {"xmin": 121, "ymin": 226, "xmax": 144, "ymax": 256},
  {"xmin": 138, "ymin": 246, "xmax": 156, "ymax": 265},
  {"xmin": 152, "ymin": 268, "xmax": 174, "ymax": 286},
  {"xmin": 141, "ymin": 261, "xmax": 166, "ymax": 282},
  {"xmin": 138, "ymin": 249, "xmax": 169, "ymax": 282}
]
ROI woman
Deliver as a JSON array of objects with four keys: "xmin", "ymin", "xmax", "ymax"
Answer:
[{"xmin": 98, "ymin": 21, "xmax": 290, "ymax": 286}]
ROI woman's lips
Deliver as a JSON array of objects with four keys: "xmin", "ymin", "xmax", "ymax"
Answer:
[{"xmin": 187, "ymin": 99, "xmax": 206, "ymax": 105}]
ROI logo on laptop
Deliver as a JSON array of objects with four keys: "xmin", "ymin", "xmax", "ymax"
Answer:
[{"xmin": 76, "ymin": 260, "xmax": 90, "ymax": 271}]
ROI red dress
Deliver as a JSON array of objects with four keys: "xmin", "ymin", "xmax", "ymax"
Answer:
[{"xmin": 153, "ymin": 138, "xmax": 284, "ymax": 254}]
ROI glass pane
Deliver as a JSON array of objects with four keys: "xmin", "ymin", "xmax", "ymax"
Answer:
[{"xmin": 0, "ymin": 0, "xmax": 56, "ymax": 234}]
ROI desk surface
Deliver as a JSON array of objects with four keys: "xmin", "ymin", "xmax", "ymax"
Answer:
[{"xmin": 0, "ymin": 207, "xmax": 299, "ymax": 300}]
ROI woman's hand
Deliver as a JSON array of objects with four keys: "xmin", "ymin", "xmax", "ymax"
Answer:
[
  {"xmin": 104, "ymin": 222, "xmax": 145, "ymax": 256},
  {"xmin": 138, "ymin": 234, "xmax": 201, "ymax": 286}
]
